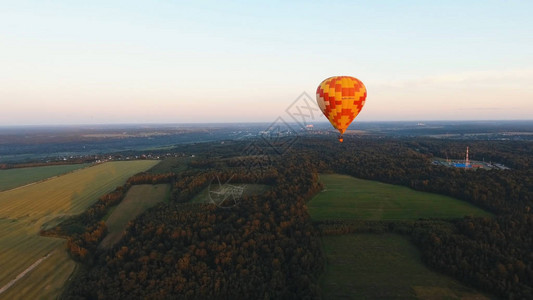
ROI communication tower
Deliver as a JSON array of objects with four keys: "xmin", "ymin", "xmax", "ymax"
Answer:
[{"xmin": 465, "ymin": 146, "xmax": 470, "ymax": 167}]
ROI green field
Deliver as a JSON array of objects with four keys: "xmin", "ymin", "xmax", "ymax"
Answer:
[
  {"xmin": 99, "ymin": 184, "xmax": 171, "ymax": 249},
  {"xmin": 148, "ymin": 157, "xmax": 191, "ymax": 174},
  {"xmin": 0, "ymin": 163, "xmax": 91, "ymax": 191},
  {"xmin": 191, "ymin": 183, "xmax": 270, "ymax": 204},
  {"xmin": 0, "ymin": 160, "xmax": 158, "ymax": 299},
  {"xmin": 321, "ymin": 234, "xmax": 489, "ymax": 299},
  {"xmin": 308, "ymin": 174, "xmax": 491, "ymax": 220}
]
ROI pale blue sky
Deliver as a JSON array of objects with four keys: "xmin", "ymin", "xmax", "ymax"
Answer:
[{"xmin": 1, "ymin": 0, "xmax": 532, "ymax": 125}]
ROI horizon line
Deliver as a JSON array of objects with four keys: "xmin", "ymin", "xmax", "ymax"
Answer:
[{"xmin": 1, "ymin": 119, "xmax": 533, "ymax": 128}]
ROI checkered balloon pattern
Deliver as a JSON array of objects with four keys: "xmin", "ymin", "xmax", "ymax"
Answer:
[{"xmin": 316, "ymin": 76, "xmax": 367, "ymax": 135}]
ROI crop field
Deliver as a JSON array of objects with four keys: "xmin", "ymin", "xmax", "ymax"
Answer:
[
  {"xmin": 308, "ymin": 174, "xmax": 490, "ymax": 221},
  {"xmin": 0, "ymin": 163, "xmax": 91, "ymax": 191},
  {"xmin": 0, "ymin": 248, "xmax": 76, "ymax": 300},
  {"xmin": 321, "ymin": 234, "xmax": 489, "ymax": 299},
  {"xmin": 100, "ymin": 184, "xmax": 171, "ymax": 249},
  {"xmin": 191, "ymin": 183, "xmax": 270, "ymax": 204},
  {"xmin": 0, "ymin": 160, "xmax": 158, "ymax": 299}
]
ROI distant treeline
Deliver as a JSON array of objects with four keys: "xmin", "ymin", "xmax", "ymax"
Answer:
[{"xmin": 0, "ymin": 159, "xmax": 92, "ymax": 170}]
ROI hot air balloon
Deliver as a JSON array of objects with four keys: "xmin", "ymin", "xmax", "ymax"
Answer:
[{"xmin": 316, "ymin": 76, "xmax": 367, "ymax": 142}]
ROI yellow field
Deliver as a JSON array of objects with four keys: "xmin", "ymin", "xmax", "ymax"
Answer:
[
  {"xmin": 0, "ymin": 249, "xmax": 76, "ymax": 300},
  {"xmin": 0, "ymin": 160, "xmax": 158, "ymax": 299}
]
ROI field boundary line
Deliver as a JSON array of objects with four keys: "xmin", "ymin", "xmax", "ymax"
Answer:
[{"xmin": 0, "ymin": 250, "xmax": 56, "ymax": 295}]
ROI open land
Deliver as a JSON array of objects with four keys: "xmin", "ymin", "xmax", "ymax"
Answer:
[
  {"xmin": 147, "ymin": 157, "xmax": 191, "ymax": 174},
  {"xmin": 320, "ymin": 234, "xmax": 489, "ymax": 299},
  {"xmin": 99, "ymin": 184, "xmax": 171, "ymax": 249},
  {"xmin": 0, "ymin": 163, "xmax": 91, "ymax": 192},
  {"xmin": 191, "ymin": 183, "xmax": 270, "ymax": 204},
  {"xmin": 0, "ymin": 160, "xmax": 158, "ymax": 299},
  {"xmin": 308, "ymin": 174, "xmax": 491, "ymax": 221}
]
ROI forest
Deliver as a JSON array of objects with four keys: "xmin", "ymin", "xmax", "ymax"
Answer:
[
  {"xmin": 300, "ymin": 137, "xmax": 533, "ymax": 299},
  {"xmin": 53, "ymin": 136, "xmax": 533, "ymax": 299}
]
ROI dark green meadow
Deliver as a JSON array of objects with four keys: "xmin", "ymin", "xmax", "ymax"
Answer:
[
  {"xmin": 320, "ymin": 234, "xmax": 489, "ymax": 299},
  {"xmin": 309, "ymin": 174, "xmax": 491, "ymax": 221},
  {"xmin": 311, "ymin": 174, "xmax": 493, "ymax": 298}
]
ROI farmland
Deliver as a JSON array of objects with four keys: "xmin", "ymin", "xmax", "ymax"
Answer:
[
  {"xmin": 0, "ymin": 160, "xmax": 158, "ymax": 299},
  {"xmin": 100, "ymin": 184, "xmax": 171, "ymax": 249},
  {"xmin": 0, "ymin": 163, "xmax": 90, "ymax": 191},
  {"xmin": 320, "ymin": 234, "xmax": 488, "ymax": 299},
  {"xmin": 308, "ymin": 174, "xmax": 491, "ymax": 221}
]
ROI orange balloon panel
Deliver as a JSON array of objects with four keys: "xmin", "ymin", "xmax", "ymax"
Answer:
[{"xmin": 316, "ymin": 76, "xmax": 367, "ymax": 134}]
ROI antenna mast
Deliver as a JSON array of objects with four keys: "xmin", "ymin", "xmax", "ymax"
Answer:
[{"xmin": 465, "ymin": 146, "xmax": 470, "ymax": 167}]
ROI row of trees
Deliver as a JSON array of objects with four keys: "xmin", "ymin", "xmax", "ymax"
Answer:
[
  {"xmin": 43, "ymin": 171, "xmax": 178, "ymax": 264},
  {"xmin": 41, "ymin": 185, "xmax": 130, "ymax": 263},
  {"xmin": 0, "ymin": 159, "xmax": 92, "ymax": 169}
]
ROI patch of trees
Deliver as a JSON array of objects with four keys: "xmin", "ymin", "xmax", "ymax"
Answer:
[
  {"xmin": 408, "ymin": 216, "xmax": 533, "ymax": 299},
  {"xmin": 62, "ymin": 154, "xmax": 324, "ymax": 299},
  {"xmin": 41, "ymin": 185, "xmax": 129, "ymax": 263},
  {"xmin": 127, "ymin": 172, "xmax": 175, "ymax": 185},
  {"xmin": 43, "ymin": 171, "xmax": 177, "ymax": 263},
  {"xmin": 66, "ymin": 221, "xmax": 108, "ymax": 263},
  {"xmin": 42, "ymin": 186, "xmax": 128, "ymax": 236}
]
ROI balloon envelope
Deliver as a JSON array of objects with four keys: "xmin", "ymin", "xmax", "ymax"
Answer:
[{"xmin": 316, "ymin": 76, "xmax": 367, "ymax": 139}]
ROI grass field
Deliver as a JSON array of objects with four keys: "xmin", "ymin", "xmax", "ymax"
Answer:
[
  {"xmin": 0, "ymin": 160, "xmax": 158, "ymax": 299},
  {"xmin": 99, "ymin": 184, "xmax": 171, "ymax": 249},
  {"xmin": 148, "ymin": 157, "xmax": 191, "ymax": 174},
  {"xmin": 191, "ymin": 183, "xmax": 270, "ymax": 204},
  {"xmin": 0, "ymin": 163, "xmax": 91, "ymax": 192},
  {"xmin": 321, "ymin": 234, "xmax": 489, "ymax": 299},
  {"xmin": 308, "ymin": 174, "xmax": 491, "ymax": 221}
]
